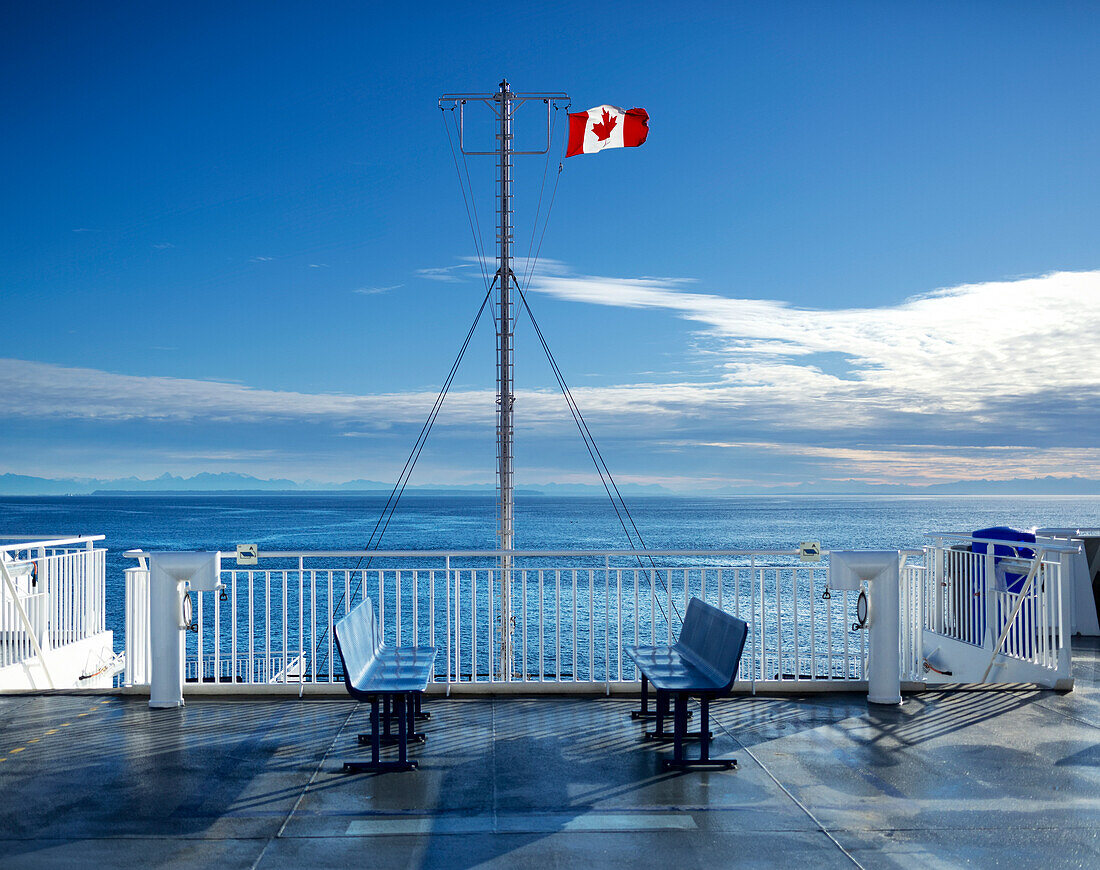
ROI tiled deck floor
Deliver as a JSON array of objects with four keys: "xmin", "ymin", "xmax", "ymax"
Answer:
[{"xmin": 1, "ymin": 639, "xmax": 1098, "ymax": 868}]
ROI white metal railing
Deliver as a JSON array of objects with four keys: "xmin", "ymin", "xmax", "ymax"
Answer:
[
  {"xmin": 916, "ymin": 533, "xmax": 1076, "ymax": 681},
  {"xmin": 0, "ymin": 536, "xmax": 107, "ymax": 672},
  {"xmin": 900, "ymin": 556, "xmax": 925, "ymax": 682},
  {"xmin": 124, "ymin": 548, "xmax": 926, "ymax": 690},
  {"xmin": 41, "ymin": 548, "xmax": 106, "ymax": 649},
  {"xmin": 0, "ymin": 591, "xmax": 48, "ymax": 669}
]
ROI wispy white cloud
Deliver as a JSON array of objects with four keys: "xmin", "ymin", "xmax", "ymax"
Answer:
[
  {"xmin": 0, "ymin": 358, "xmax": 492, "ymax": 425},
  {"xmin": 420, "ymin": 256, "xmax": 569, "ymax": 287},
  {"xmin": 250, "ymin": 256, "xmax": 273, "ymax": 262},
  {"xmin": 354, "ymin": 284, "xmax": 402, "ymax": 295},
  {"xmin": 157, "ymin": 448, "xmax": 282, "ymax": 462},
  {"xmin": 666, "ymin": 439, "xmax": 1100, "ymax": 483},
  {"xmin": 416, "ymin": 264, "xmax": 477, "ymax": 282},
  {"xmin": 4, "ymin": 269, "xmax": 1099, "ymax": 486},
  {"xmin": 152, "ymin": 242, "xmax": 175, "ymax": 250},
  {"xmin": 5, "ymin": 268, "xmax": 1100, "ymax": 440},
  {"xmin": 528, "ymin": 268, "xmax": 1100, "ymax": 432}
]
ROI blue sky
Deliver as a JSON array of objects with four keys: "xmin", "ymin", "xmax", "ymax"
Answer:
[{"xmin": 2, "ymin": 1, "xmax": 1099, "ymax": 491}]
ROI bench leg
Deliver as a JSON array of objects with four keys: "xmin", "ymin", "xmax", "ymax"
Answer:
[
  {"xmin": 359, "ymin": 691, "xmax": 427, "ymax": 744},
  {"xmin": 371, "ymin": 696, "xmax": 381, "ymax": 764},
  {"xmin": 700, "ymin": 695, "xmax": 711, "ymax": 760},
  {"xmin": 645, "ymin": 690, "xmax": 711, "ymax": 742},
  {"xmin": 414, "ymin": 692, "xmax": 431, "ymax": 721},
  {"xmin": 632, "ymin": 674, "xmax": 691, "ymax": 721},
  {"xmin": 395, "ymin": 694, "xmax": 417, "ymax": 769},
  {"xmin": 343, "ymin": 696, "xmax": 418, "ymax": 773},
  {"xmin": 646, "ymin": 690, "xmax": 668, "ymax": 739},
  {"xmin": 631, "ymin": 674, "xmax": 653, "ymax": 719},
  {"xmin": 661, "ymin": 696, "xmax": 737, "ymax": 771},
  {"xmin": 363, "ymin": 693, "xmax": 426, "ymax": 744},
  {"xmin": 361, "ymin": 691, "xmax": 425, "ymax": 744},
  {"xmin": 673, "ymin": 692, "xmax": 688, "ymax": 764}
]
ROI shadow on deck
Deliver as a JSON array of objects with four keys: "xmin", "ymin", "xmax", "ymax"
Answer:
[{"xmin": 0, "ymin": 639, "xmax": 1098, "ymax": 868}]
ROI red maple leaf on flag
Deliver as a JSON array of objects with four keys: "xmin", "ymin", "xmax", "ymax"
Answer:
[{"xmin": 591, "ymin": 109, "xmax": 617, "ymax": 141}]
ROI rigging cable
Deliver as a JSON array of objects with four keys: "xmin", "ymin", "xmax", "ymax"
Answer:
[
  {"xmin": 316, "ymin": 110, "xmax": 502, "ymax": 671},
  {"xmin": 519, "ymin": 104, "xmax": 560, "ymax": 291},
  {"xmin": 342, "ymin": 108, "xmax": 497, "ymax": 577},
  {"xmin": 441, "ymin": 106, "xmax": 494, "ymax": 294},
  {"xmin": 318, "ymin": 104, "xmax": 549, "ymax": 672},
  {"xmin": 368, "ymin": 279, "xmax": 496, "ymax": 554},
  {"xmin": 521, "ymin": 157, "xmax": 562, "ymax": 298},
  {"xmin": 314, "ymin": 282, "xmax": 495, "ymax": 672},
  {"xmin": 514, "ymin": 282, "xmax": 682, "ymax": 625},
  {"xmin": 350, "ymin": 111, "xmax": 500, "ymax": 568},
  {"xmin": 511, "ymin": 110, "xmax": 680, "ymax": 623},
  {"xmin": 319, "ymin": 100, "xmax": 677, "ymax": 672}
]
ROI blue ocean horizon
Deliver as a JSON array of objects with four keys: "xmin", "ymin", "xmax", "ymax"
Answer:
[{"xmin": 5, "ymin": 493, "xmax": 1100, "ymax": 645}]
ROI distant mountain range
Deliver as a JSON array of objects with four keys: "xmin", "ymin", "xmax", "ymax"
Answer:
[{"xmin": 2, "ymin": 471, "xmax": 1100, "ymax": 497}]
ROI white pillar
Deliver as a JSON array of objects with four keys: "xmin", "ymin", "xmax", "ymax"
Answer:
[
  {"xmin": 829, "ymin": 550, "xmax": 902, "ymax": 705},
  {"xmin": 147, "ymin": 552, "xmax": 221, "ymax": 709}
]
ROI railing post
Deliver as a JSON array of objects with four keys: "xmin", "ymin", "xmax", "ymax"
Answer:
[
  {"xmin": 897, "ymin": 554, "xmax": 910, "ymax": 681},
  {"xmin": 445, "ymin": 555, "xmax": 453, "ymax": 690},
  {"xmin": 932, "ymin": 537, "xmax": 945, "ymax": 635},
  {"xmin": 1056, "ymin": 549, "xmax": 1074, "ymax": 686},
  {"xmin": 750, "ymin": 553, "xmax": 757, "ymax": 691},
  {"xmin": 125, "ymin": 565, "xmax": 151, "ymax": 685},
  {"xmin": 983, "ymin": 545, "xmax": 997, "ymax": 647},
  {"xmin": 604, "ymin": 554, "xmax": 611, "ymax": 692}
]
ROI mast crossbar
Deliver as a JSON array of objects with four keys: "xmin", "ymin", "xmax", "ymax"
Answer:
[{"xmin": 439, "ymin": 92, "xmax": 570, "ymax": 156}]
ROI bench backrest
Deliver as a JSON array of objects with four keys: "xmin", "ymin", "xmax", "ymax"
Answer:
[
  {"xmin": 674, "ymin": 597, "xmax": 749, "ymax": 691},
  {"xmin": 333, "ymin": 598, "xmax": 383, "ymax": 691}
]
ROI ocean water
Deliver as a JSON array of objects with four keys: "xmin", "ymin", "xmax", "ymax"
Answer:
[{"xmin": 4, "ymin": 493, "xmax": 1099, "ymax": 649}]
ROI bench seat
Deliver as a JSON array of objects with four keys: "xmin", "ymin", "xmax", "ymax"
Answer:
[
  {"xmin": 625, "ymin": 598, "xmax": 748, "ymax": 770},
  {"xmin": 625, "ymin": 647, "xmax": 724, "ymax": 689},
  {"xmin": 335, "ymin": 599, "xmax": 437, "ymax": 772}
]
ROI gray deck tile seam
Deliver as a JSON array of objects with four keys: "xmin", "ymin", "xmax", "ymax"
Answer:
[
  {"xmin": 250, "ymin": 701, "xmax": 357, "ymax": 870},
  {"xmin": 1031, "ymin": 700, "xmax": 1100, "ymax": 731},
  {"xmin": 711, "ymin": 701, "xmax": 867, "ymax": 870},
  {"xmin": 276, "ymin": 831, "xmax": 823, "ymax": 839},
  {"xmin": 0, "ymin": 835, "xmax": 278, "ymax": 843},
  {"xmin": 0, "ymin": 818, "xmax": 1078, "ymax": 839},
  {"xmin": 490, "ymin": 696, "xmax": 499, "ymax": 829},
  {"xmin": 282, "ymin": 806, "xmax": 814, "ymax": 817},
  {"xmin": 828, "ymin": 824, "xmax": 1100, "ymax": 832},
  {"xmin": 25, "ymin": 824, "xmax": 1071, "ymax": 844}
]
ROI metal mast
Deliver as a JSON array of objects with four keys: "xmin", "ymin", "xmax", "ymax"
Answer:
[
  {"xmin": 439, "ymin": 83, "xmax": 569, "ymax": 680},
  {"xmin": 495, "ymin": 80, "xmax": 516, "ymax": 678}
]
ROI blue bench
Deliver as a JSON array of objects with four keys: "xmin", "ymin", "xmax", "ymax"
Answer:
[
  {"xmin": 625, "ymin": 597, "xmax": 749, "ymax": 770},
  {"xmin": 334, "ymin": 598, "xmax": 437, "ymax": 772}
]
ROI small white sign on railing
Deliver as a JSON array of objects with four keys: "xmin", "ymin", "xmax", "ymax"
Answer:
[
  {"xmin": 799, "ymin": 541, "xmax": 822, "ymax": 562},
  {"xmin": 236, "ymin": 544, "xmax": 258, "ymax": 566}
]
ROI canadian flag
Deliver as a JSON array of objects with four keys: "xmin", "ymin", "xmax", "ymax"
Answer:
[{"xmin": 566, "ymin": 105, "xmax": 649, "ymax": 157}]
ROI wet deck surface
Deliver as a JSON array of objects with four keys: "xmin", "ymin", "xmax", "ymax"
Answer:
[{"xmin": 1, "ymin": 639, "xmax": 1098, "ymax": 868}]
